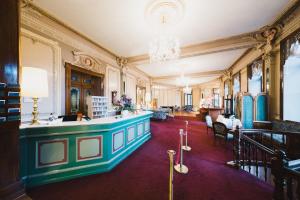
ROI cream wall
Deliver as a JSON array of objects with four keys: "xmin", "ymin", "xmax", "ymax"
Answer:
[
  {"xmin": 152, "ymin": 86, "xmax": 181, "ymax": 107},
  {"xmin": 20, "ymin": 7, "xmax": 149, "ymax": 121}
]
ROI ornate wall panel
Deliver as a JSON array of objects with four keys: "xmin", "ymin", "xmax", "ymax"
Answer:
[
  {"xmin": 20, "ymin": 29, "xmax": 62, "ymax": 121},
  {"xmin": 36, "ymin": 139, "xmax": 68, "ymax": 168},
  {"xmin": 112, "ymin": 130, "xmax": 125, "ymax": 153},
  {"xmin": 76, "ymin": 136, "xmax": 102, "ymax": 162},
  {"xmin": 127, "ymin": 126, "xmax": 135, "ymax": 144}
]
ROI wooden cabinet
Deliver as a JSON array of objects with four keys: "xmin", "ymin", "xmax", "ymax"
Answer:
[
  {"xmin": 65, "ymin": 63, "xmax": 104, "ymax": 115},
  {"xmin": 0, "ymin": 1, "xmax": 28, "ymax": 199}
]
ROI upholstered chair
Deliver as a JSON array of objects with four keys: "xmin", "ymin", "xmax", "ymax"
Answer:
[
  {"xmin": 212, "ymin": 122, "xmax": 233, "ymax": 144},
  {"xmin": 205, "ymin": 115, "xmax": 213, "ymax": 134}
]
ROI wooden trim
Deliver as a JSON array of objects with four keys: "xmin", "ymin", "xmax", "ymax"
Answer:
[{"xmin": 65, "ymin": 63, "xmax": 104, "ymax": 78}]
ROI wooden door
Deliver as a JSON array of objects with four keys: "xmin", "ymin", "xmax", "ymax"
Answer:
[{"xmin": 65, "ymin": 63, "xmax": 104, "ymax": 115}]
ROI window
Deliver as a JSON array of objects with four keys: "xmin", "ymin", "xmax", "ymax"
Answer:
[
  {"xmin": 184, "ymin": 93, "xmax": 192, "ymax": 106},
  {"xmin": 248, "ymin": 60, "xmax": 263, "ymax": 96},
  {"xmin": 212, "ymin": 88, "xmax": 220, "ymax": 107},
  {"xmin": 224, "ymin": 80, "xmax": 230, "ymax": 97},
  {"xmin": 232, "ymin": 73, "xmax": 240, "ymax": 115},
  {"xmin": 233, "ymin": 73, "xmax": 240, "ymax": 96},
  {"xmin": 281, "ymin": 34, "xmax": 300, "ymax": 121}
]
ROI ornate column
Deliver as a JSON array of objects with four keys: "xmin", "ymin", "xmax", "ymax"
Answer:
[
  {"xmin": 116, "ymin": 57, "xmax": 128, "ymax": 96},
  {"xmin": 261, "ymin": 25, "xmax": 282, "ymax": 120}
]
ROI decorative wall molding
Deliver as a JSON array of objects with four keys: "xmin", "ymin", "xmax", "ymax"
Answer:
[
  {"xmin": 72, "ymin": 51, "xmax": 107, "ymax": 75},
  {"xmin": 20, "ymin": 6, "xmax": 118, "ymax": 68},
  {"xmin": 21, "ymin": 28, "xmax": 62, "ymax": 120},
  {"xmin": 152, "ymin": 70, "xmax": 224, "ymax": 81},
  {"xmin": 21, "ymin": 2, "xmax": 117, "ymax": 59}
]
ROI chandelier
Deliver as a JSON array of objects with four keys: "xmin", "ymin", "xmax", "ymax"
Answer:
[
  {"xmin": 149, "ymin": 35, "xmax": 180, "ymax": 63},
  {"xmin": 146, "ymin": 0, "xmax": 184, "ymax": 63},
  {"xmin": 183, "ymin": 85, "xmax": 192, "ymax": 94}
]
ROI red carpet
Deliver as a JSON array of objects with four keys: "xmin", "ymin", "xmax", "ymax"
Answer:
[{"xmin": 27, "ymin": 117, "xmax": 273, "ymax": 200}]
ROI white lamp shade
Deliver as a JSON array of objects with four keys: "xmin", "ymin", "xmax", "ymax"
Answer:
[{"xmin": 21, "ymin": 67, "xmax": 49, "ymax": 98}]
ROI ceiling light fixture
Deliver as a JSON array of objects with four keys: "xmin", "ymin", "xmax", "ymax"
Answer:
[{"xmin": 146, "ymin": 0, "xmax": 184, "ymax": 63}]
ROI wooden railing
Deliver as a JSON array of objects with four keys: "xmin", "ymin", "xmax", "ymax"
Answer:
[
  {"xmin": 231, "ymin": 128, "xmax": 300, "ymax": 199},
  {"xmin": 272, "ymin": 151, "xmax": 300, "ymax": 200}
]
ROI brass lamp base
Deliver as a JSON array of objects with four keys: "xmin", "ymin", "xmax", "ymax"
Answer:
[{"xmin": 31, "ymin": 97, "xmax": 40, "ymax": 125}]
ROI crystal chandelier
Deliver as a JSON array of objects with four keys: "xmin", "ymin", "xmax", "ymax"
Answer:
[
  {"xmin": 149, "ymin": 35, "xmax": 180, "ymax": 63},
  {"xmin": 183, "ymin": 85, "xmax": 192, "ymax": 94},
  {"xmin": 146, "ymin": 0, "xmax": 184, "ymax": 63}
]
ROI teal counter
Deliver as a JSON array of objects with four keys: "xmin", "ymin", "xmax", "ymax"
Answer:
[{"xmin": 20, "ymin": 111, "xmax": 152, "ymax": 188}]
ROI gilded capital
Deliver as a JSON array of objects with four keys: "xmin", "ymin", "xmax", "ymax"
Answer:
[{"xmin": 116, "ymin": 57, "xmax": 128, "ymax": 68}]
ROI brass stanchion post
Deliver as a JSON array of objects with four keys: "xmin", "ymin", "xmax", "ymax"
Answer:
[
  {"xmin": 174, "ymin": 129, "xmax": 189, "ymax": 174},
  {"xmin": 167, "ymin": 150, "xmax": 176, "ymax": 200},
  {"xmin": 182, "ymin": 121, "xmax": 191, "ymax": 151}
]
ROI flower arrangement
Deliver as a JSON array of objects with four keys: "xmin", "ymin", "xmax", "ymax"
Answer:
[{"xmin": 113, "ymin": 94, "xmax": 133, "ymax": 112}]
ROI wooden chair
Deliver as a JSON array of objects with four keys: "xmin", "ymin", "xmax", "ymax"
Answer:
[
  {"xmin": 212, "ymin": 122, "xmax": 233, "ymax": 144},
  {"xmin": 205, "ymin": 115, "xmax": 213, "ymax": 134}
]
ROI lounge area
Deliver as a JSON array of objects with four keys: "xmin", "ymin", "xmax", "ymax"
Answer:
[{"xmin": 1, "ymin": 1, "xmax": 300, "ymax": 200}]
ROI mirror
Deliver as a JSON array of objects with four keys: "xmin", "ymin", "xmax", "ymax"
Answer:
[{"xmin": 136, "ymin": 86, "xmax": 146, "ymax": 108}]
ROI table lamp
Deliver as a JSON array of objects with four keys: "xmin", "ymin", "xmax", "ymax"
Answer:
[{"xmin": 21, "ymin": 67, "xmax": 48, "ymax": 125}]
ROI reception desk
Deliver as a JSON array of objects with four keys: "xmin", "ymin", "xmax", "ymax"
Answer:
[{"xmin": 20, "ymin": 111, "xmax": 152, "ymax": 188}]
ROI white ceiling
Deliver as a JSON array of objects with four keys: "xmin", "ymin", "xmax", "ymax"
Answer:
[
  {"xmin": 33, "ymin": 0, "xmax": 291, "ymax": 86},
  {"xmin": 138, "ymin": 48, "xmax": 247, "ymax": 77},
  {"xmin": 34, "ymin": 0, "xmax": 290, "ymax": 57}
]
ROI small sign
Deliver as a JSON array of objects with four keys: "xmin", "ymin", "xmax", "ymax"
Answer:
[{"xmin": 8, "ymin": 91, "xmax": 20, "ymax": 97}]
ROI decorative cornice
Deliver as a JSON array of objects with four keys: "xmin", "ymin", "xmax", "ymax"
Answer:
[
  {"xmin": 152, "ymin": 70, "xmax": 224, "ymax": 81},
  {"xmin": 22, "ymin": 1, "xmax": 118, "ymax": 59},
  {"xmin": 127, "ymin": 31, "xmax": 263, "ymax": 64}
]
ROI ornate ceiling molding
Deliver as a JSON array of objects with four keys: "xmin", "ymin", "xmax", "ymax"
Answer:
[
  {"xmin": 127, "ymin": 32, "xmax": 263, "ymax": 64},
  {"xmin": 72, "ymin": 51, "xmax": 107, "ymax": 75},
  {"xmin": 152, "ymin": 70, "xmax": 224, "ymax": 81},
  {"xmin": 20, "ymin": 3, "xmax": 118, "ymax": 66}
]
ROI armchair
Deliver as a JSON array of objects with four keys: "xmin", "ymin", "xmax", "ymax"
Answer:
[{"xmin": 212, "ymin": 122, "xmax": 233, "ymax": 144}]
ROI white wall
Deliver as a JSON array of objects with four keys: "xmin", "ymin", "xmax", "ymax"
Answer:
[
  {"xmin": 125, "ymin": 74, "xmax": 137, "ymax": 103},
  {"xmin": 152, "ymin": 87, "xmax": 181, "ymax": 107},
  {"xmin": 20, "ymin": 30, "xmax": 62, "ymax": 122}
]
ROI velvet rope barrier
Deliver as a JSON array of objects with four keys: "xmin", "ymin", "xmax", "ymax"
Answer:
[
  {"xmin": 182, "ymin": 121, "xmax": 192, "ymax": 151},
  {"xmin": 174, "ymin": 129, "xmax": 188, "ymax": 174}
]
